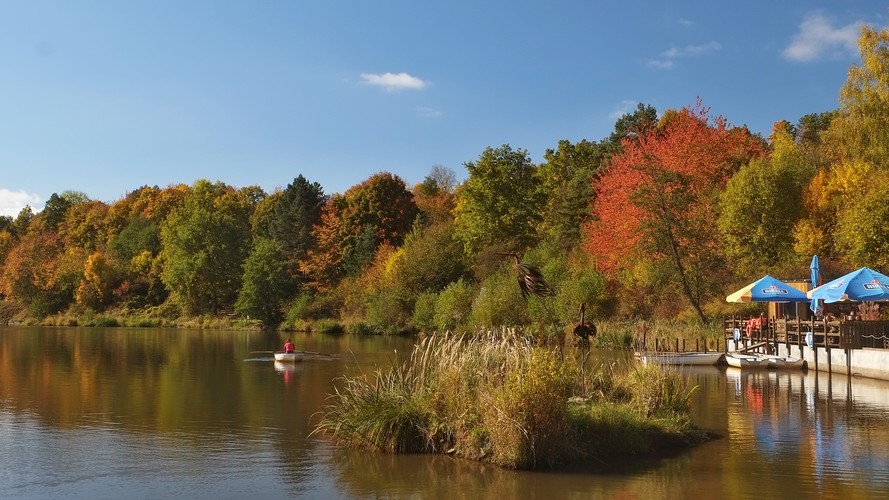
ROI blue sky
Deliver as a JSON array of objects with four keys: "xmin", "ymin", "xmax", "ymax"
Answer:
[{"xmin": 1, "ymin": 1, "xmax": 886, "ymax": 216}]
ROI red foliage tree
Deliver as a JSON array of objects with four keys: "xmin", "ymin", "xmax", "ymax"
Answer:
[{"xmin": 584, "ymin": 100, "xmax": 765, "ymax": 320}]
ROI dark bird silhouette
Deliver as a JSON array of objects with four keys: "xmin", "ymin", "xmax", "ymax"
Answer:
[
  {"xmin": 497, "ymin": 252, "xmax": 556, "ymax": 300},
  {"xmin": 573, "ymin": 302, "xmax": 596, "ymax": 341}
]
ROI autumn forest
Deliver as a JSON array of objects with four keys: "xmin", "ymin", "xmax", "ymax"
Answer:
[{"xmin": 2, "ymin": 26, "xmax": 889, "ymax": 333}]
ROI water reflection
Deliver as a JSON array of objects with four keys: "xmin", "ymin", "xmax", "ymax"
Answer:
[
  {"xmin": 3, "ymin": 327, "xmax": 889, "ymax": 498},
  {"xmin": 715, "ymin": 366, "xmax": 889, "ymax": 497}
]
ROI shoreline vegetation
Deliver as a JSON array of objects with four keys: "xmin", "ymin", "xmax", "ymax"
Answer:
[
  {"xmin": 0, "ymin": 300, "xmax": 724, "ymax": 352},
  {"xmin": 2, "ymin": 303, "xmax": 722, "ymax": 470},
  {"xmin": 311, "ymin": 333, "xmax": 715, "ymax": 470}
]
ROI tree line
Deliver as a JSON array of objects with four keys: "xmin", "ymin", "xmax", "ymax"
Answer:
[{"xmin": 3, "ymin": 25, "xmax": 889, "ymax": 332}]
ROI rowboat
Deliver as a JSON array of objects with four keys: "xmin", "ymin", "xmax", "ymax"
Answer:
[
  {"xmin": 274, "ymin": 352, "xmax": 305, "ymax": 363},
  {"xmin": 758, "ymin": 354, "xmax": 806, "ymax": 370},
  {"xmin": 637, "ymin": 352, "xmax": 724, "ymax": 366},
  {"xmin": 724, "ymin": 352, "xmax": 767, "ymax": 369}
]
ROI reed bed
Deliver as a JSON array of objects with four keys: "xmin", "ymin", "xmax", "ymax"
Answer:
[{"xmin": 314, "ymin": 332, "xmax": 710, "ymax": 470}]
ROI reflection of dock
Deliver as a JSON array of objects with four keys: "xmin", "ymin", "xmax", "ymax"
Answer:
[{"xmin": 725, "ymin": 364, "xmax": 889, "ymax": 412}]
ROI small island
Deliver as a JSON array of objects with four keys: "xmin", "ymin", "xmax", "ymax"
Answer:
[{"xmin": 313, "ymin": 333, "xmax": 714, "ymax": 470}]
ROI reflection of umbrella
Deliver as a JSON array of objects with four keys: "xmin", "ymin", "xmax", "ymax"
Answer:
[
  {"xmin": 726, "ymin": 275, "xmax": 810, "ymax": 303},
  {"xmin": 810, "ymin": 255, "xmax": 822, "ymax": 316},
  {"xmin": 807, "ymin": 267, "xmax": 889, "ymax": 303}
]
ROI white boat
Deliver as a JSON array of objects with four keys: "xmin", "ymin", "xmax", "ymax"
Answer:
[
  {"xmin": 724, "ymin": 352, "xmax": 767, "ymax": 369},
  {"xmin": 274, "ymin": 352, "xmax": 305, "ymax": 363},
  {"xmin": 638, "ymin": 352, "xmax": 724, "ymax": 366},
  {"xmin": 758, "ymin": 354, "xmax": 806, "ymax": 370}
]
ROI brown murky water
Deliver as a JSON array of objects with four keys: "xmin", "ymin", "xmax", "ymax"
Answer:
[{"xmin": 2, "ymin": 326, "xmax": 889, "ymax": 499}]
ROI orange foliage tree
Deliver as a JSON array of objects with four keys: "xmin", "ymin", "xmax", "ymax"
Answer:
[
  {"xmin": 584, "ymin": 100, "xmax": 765, "ymax": 321},
  {"xmin": 300, "ymin": 172, "xmax": 418, "ymax": 292}
]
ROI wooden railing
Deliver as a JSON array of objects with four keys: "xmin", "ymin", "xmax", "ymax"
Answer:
[{"xmin": 724, "ymin": 316, "xmax": 889, "ymax": 350}]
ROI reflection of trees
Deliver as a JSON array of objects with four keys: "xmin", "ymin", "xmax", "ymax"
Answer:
[{"xmin": 0, "ymin": 328, "xmax": 312, "ymax": 442}]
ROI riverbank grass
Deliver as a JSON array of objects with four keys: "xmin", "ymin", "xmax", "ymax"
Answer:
[{"xmin": 314, "ymin": 334, "xmax": 711, "ymax": 470}]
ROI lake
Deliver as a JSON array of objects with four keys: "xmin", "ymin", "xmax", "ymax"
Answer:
[{"xmin": 2, "ymin": 326, "xmax": 889, "ymax": 499}]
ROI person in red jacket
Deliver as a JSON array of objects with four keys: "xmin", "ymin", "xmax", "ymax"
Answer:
[{"xmin": 283, "ymin": 339, "xmax": 295, "ymax": 354}]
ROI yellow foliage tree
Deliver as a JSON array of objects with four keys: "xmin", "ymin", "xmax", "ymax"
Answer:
[
  {"xmin": 823, "ymin": 25, "xmax": 889, "ymax": 165},
  {"xmin": 76, "ymin": 252, "xmax": 114, "ymax": 309}
]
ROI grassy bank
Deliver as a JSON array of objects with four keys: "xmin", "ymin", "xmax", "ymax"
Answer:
[{"xmin": 313, "ymin": 333, "xmax": 713, "ymax": 470}]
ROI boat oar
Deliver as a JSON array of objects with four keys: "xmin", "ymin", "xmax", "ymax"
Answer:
[
  {"xmin": 249, "ymin": 350, "xmax": 276, "ymax": 354},
  {"xmin": 297, "ymin": 350, "xmax": 333, "ymax": 357}
]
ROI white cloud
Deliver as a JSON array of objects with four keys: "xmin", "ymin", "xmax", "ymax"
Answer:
[
  {"xmin": 647, "ymin": 59, "xmax": 674, "ymax": 69},
  {"xmin": 678, "ymin": 18, "xmax": 694, "ymax": 27},
  {"xmin": 609, "ymin": 100, "xmax": 640, "ymax": 120},
  {"xmin": 415, "ymin": 106, "xmax": 442, "ymax": 118},
  {"xmin": 0, "ymin": 189, "xmax": 42, "ymax": 217},
  {"xmin": 648, "ymin": 41, "xmax": 721, "ymax": 69},
  {"xmin": 360, "ymin": 72, "xmax": 428, "ymax": 91},
  {"xmin": 783, "ymin": 12, "xmax": 862, "ymax": 62}
]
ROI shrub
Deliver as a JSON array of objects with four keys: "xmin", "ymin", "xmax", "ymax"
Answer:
[
  {"xmin": 346, "ymin": 321, "xmax": 379, "ymax": 335},
  {"xmin": 92, "ymin": 315, "xmax": 121, "ymax": 327},
  {"xmin": 314, "ymin": 319, "xmax": 345, "ymax": 334},
  {"xmin": 412, "ymin": 292, "xmax": 437, "ymax": 333},
  {"xmin": 470, "ymin": 271, "xmax": 529, "ymax": 328},
  {"xmin": 433, "ymin": 279, "xmax": 474, "ymax": 331},
  {"xmin": 364, "ymin": 286, "xmax": 412, "ymax": 334}
]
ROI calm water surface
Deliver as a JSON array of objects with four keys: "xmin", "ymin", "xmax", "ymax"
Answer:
[{"xmin": 2, "ymin": 326, "xmax": 889, "ymax": 499}]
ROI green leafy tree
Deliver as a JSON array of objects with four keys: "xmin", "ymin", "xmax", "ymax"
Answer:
[
  {"xmin": 823, "ymin": 25, "xmax": 889, "ymax": 165},
  {"xmin": 160, "ymin": 180, "xmax": 252, "ymax": 314},
  {"xmin": 718, "ymin": 121, "xmax": 816, "ymax": 275},
  {"xmin": 0, "ymin": 215, "xmax": 12, "ymax": 234},
  {"xmin": 537, "ymin": 139, "xmax": 607, "ymax": 248},
  {"xmin": 109, "ymin": 217, "xmax": 161, "ymax": 262},
  {"xmin": 453, "ymin": 145, "xmax": 544, "ymax": 256},
  {"xmin": 235, "ymin": 237, "xmax": 289, "ymax": 327},
  {"xmin": 271, "ymin": 175, "xmax": 326, "ymax": 280},
  {"xmin": 797, "ymin": 111, "xmax": 838, "ymax": 150},
  {"xmin": 40, "ymin": 193, "xmax": 73, "ymax": 230},
  {"xmin": 602, "ymin": 102, "xmax": 659, "ymax": 154},
  {"xmin": 249, "ymin": 177, "xmax": 324, "ymax": 296},
  {"xmin": 12, "ymin": 206, "xmax": 34, "ymax": 237}
]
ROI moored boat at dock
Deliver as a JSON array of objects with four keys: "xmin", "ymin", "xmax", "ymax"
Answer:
[
  {"xmin": 637, "ymin": 351, "xmax": 724, "ymax": 366},
  {"xmin": 724, "ymin": 352, "xmax": 767, "ymax": 369}
]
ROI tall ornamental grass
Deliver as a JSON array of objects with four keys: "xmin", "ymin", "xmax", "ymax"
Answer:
[{"xmin": 314, "ymin": 332, "xmax": 709, "ymax": 470}]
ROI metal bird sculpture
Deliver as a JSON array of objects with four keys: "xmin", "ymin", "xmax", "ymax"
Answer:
[
  {"xmin": 573, "ymin": 302, "xmax": 596, "ymax": 341},
  {"xmin": 497, "ymin": 252, "xmax": 556, "ymax": 300}
]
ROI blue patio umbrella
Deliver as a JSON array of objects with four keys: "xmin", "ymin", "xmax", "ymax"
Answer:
[
  {"xmin": 807, "ymin": 267, "xmax": 889, "ymax": 303},
  {"xmin": 726, "ymin": 275, "xmax": 810, "ymax": 303},
  {"xmin": 810, "ymin": 255, "xmax": 822, "ymax": 316}
]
